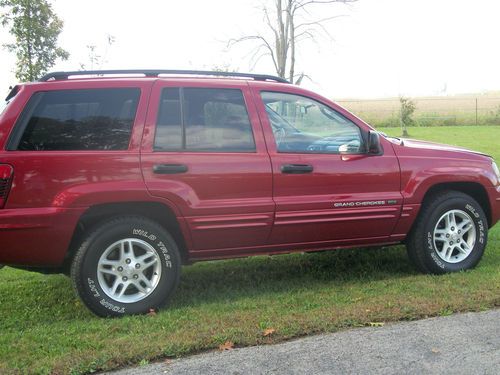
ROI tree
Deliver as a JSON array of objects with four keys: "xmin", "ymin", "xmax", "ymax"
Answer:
[
  {"xmin": 0, "ymin": 0, "xmax": 69, "ymax": 82},
  {"xmin": 399, "ymin": 96, "xmax": 416, "ymax": 137},
  {"xmin": 228, "ymin": 0, "xmax": 356, "ymax": 83}
]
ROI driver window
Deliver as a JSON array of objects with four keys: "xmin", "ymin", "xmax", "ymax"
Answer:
[{"xmin": 260, "ymin": 91, "xmax": 363, "ymax": 154}]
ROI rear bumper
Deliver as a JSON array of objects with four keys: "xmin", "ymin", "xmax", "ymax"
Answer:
[{"xmin": 0, "ymin": 207, "xmax": 84, "ymax": 266}]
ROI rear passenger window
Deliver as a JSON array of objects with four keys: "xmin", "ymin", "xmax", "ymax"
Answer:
[
  {"xmin": 15, "ymin": 88, "xmax": 140, "ymax": 151},
  {"xmin": 154, "ymin": 88, "xmax": 255, "ymax": 152}
]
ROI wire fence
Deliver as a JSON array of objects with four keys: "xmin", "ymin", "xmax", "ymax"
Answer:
[{"xmin": 336, "ymin": 95, "xmax": 500, "ymax": 128}]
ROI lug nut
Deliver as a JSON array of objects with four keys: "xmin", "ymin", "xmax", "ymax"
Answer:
[
  {"xmin": 451, "ymin": 227, "xmax": 455, "ymax": 231},
  {"xmin": 126, "ymin": 258, "xmax": 131, "ymax": 264},
  {"xmin": 458, "ymin": 230, "xmax": 461, "ymax": 234},
  {"xmin": 117, "ymin": 266, "xmax": 123, "ymax": 272},
  {"xmin": 457, "ymin": 240, "xmax": 460, "ymax": 243},
  {"xmin": 135, "ymin": 263, "xmax": 140, "ymax": 269},
  {"xmin": 446, "ymin": 234, "xmax": 450, "ymax": 238},
  {"xmin": 133, "ymin": 274, "xmax": 139, "ymax": 279},
  {"xmin": 449, "ymin": 241, "xmax": 454, "ymax": 245},
  {"xmin": 122, "ymin": 276, "xmax": 128, "ymax": 281}
]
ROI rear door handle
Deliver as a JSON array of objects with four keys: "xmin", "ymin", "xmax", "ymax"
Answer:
[
  {"xmin": 153, "ymin": 164, "xmax": 188, "ymax": 174},
  {"xmin": 281, "ymin": 164, "xmax": 314, "ymax": 174}
]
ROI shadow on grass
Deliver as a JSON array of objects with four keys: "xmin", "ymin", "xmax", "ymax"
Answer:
[
  {"xmin": 0, "ymin": 245, "xmax": 418, "ymax": 323},
  {"xmin": 8, "ymin": 240, "xmax": 500, "ymax": 323},
  {"xmin": 172, "ymin": 245, "xmax": 416, "ymax": 308}
]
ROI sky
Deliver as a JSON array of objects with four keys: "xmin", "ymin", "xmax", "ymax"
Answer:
[{"xmin": 1, "ymin": 0, "xmax": 500, "ymax": 100}]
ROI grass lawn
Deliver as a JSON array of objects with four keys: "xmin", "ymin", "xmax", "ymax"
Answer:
[{"xmin": 1, "ymin": 126, "xmax": 499, "ymax": 374}]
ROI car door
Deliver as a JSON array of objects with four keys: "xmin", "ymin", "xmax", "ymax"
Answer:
[
  {"xmin": 251, "ymin": 84, "xmax": 402, "ymax": 246},
  {"xmin": 141, "ymin": 80, "xmax": 274, "ymax": 257}
]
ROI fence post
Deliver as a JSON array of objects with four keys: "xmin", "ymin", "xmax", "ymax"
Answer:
[{"xmin": 475, "ymin": 98, "xmax": 478, "ymax": 125}]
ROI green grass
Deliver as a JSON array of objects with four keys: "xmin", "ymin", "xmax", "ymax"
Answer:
[
  {"xmin": 1, "ymin": 126, "xmax": 499, "ymax": 374},
  {"xmin": 377, "ymin": 125, "xmax": 500, "ymax": 159}
]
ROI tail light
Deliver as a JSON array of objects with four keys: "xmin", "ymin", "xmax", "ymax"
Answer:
[{"xmin": 0, "ymin": 164, "xmax": 13, "ymax": 209}]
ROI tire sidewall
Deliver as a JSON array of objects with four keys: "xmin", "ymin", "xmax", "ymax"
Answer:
[
  {"xmin": 422, "ymin": 196, "xmax": 487, "ymax": 273},
  {"xmin": 76, "ymin": 218, "xmax": 180, "ymax": 317}
]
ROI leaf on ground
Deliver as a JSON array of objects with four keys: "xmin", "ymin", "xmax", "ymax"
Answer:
[
  {"xmin": 368, "ymin": 322, "xmax": 385, "ymax": 327},
  {"xmin": 147, "ymin": 308, "xmax": 157, "ymax": 316},
  {"xmin": 431, "ymin": 348, "xmax": 440, "ymax": 354},
  {"xmin": 263, "ymin": 328, "xmax": 276, "ymax": 337},
  {"xmin": 219, "ymin": 341, "xmax": 234, "ymax": 351}
]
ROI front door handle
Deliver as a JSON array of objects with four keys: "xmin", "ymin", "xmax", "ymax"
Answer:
[
  {"xmin": 153, "ymin": 164, "xmax": 188, "ymax": 174},
  {"xmin": 281, "ymin": 164, "xmax": 314, "ymax": 174}
]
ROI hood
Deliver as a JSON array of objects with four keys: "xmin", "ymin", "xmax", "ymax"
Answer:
[{"xmin": 399, "ymin": 138, "xmax": 491, "ymax": 158}]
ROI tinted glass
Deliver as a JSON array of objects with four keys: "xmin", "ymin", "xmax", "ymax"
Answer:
[
  {"xmin": 17, "ymin": 88, "xmax": 140, "ymax": 151},
  {"xmin": 154, "ymin": 88, "xmax": 255, "ymax": 152},
  {"xmin": 261, "ymin": 91, "xmax": 363, "ymax": 154}
]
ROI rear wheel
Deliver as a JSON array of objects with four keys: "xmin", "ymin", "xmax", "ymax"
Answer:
[
  {"xmin": 71, "ymin": 216, "xmax": 181, "ymax": 317},
  {"xmin": 407, "ymin": 191, "xmax": 488, "ymax": 274}
]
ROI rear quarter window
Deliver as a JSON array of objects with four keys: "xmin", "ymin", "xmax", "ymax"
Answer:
[{"xmin": 10, "ymin": 88, "xmax": 140, "ymax": 151}]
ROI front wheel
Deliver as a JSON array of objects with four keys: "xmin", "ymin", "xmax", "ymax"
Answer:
[
  {"xmin": 71, "ymin": 216, "xmax": 181, "ymax": 317},
  {"xmin": 407, "ymin": 191, "xmax": 488, "ymax": 274}
]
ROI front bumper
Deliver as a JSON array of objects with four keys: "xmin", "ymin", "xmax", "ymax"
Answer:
[{"xmin": 488, "ymin": 186, "xmax": 500, "ymax": 227}]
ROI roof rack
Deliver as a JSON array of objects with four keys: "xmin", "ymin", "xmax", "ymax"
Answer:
[{"xmin": 38, "ymin": 69, "xmax": 290, "ymax": 84}]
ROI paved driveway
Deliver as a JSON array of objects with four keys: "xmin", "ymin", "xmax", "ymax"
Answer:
[{"xmin": 110, "ymin": 309, "xmax": 500, "ymax": 375}]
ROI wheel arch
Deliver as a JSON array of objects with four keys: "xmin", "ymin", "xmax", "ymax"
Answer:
[
  {"xmin": 62, "ymin": 201, "xmax": 190, "ymax": 273},
  {"xmin": 421, "ymin": 182, "xmax": 492, "ymax": 227}
]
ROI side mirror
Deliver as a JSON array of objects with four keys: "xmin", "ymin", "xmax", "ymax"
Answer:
[{"xmin": 367, "ymin": 131, "xmax": 383, "ymax": 155}]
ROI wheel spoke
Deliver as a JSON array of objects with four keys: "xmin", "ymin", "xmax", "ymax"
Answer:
[
  {"xmin": 100, "ymin": 259, "xmax": 120, "ymax": 267},
  {"xmin": 119, "ymin": 241, "xmax": 126, "ymax": 261},
  {"xmin": 461, "ymin": 241, "xmax": 472, "ymax": 253},
  {"xmin": 136, "ymin": 253, "xmax": 158, "ymax": 269},
  {"xmin": 448, "ymin": 212, "xmax": 457, "ymax": 228},
  {"xmin": 133, "ymin": 279, "xmax": 148, "ymax": 294},
  {"xmin": 445, "ymin": 247, "xmax": 453, "ymax": 261},
  {"xmin": 110, "ymin": 278, "xmax": 122, "ymax": 295},
  {"xmin": 98, "ymin": 266, "xmax": 117, "ymax": 276},
  {"xmin": 460, "ymin": 221, "xmax": 473, "ymax": 235},
  {"xmin": 117, "ymin": 282, "xmax": 130, "ymax": 298},
  {"xmin": 433, "ymin": 231, "xmax": 446, "ymax": 242},
  {"xmin": 128, "ymin": 240, "xmax": 135, "ymax": 257},
  {"xmin": 139, "ymin": 274, "xmax": 153, "ymax": 290}
]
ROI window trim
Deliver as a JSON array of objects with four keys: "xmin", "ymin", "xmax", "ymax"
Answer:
[
  {"xmin": 153, "ymin": 87, "xmax": 257, "ymax": 153},
  {"xmin": 260, "ymin": 90, "xmax": 366, "ymax": 155},
  {"xmin": 6, "ymin": 92, "xmax": 44, "ymax": 151}
]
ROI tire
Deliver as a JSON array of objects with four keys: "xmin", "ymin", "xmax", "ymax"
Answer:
[
  {"xmin": 71, "ymin": 216, "xmax": 181, "ymax": 317},
  {"xmin": 407, "ymin": 191, "xmax": 488, "ymax": 274}
]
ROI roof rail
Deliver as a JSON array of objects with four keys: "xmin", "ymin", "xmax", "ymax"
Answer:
[{"xmin": 38, "ymin": 69, "xmax": 290, "ymax": 84}]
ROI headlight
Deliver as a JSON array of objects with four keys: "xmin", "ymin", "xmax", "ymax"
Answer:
[{"xmin": 492, "ymin": 160, "xmax": 500, "ymax": 180}]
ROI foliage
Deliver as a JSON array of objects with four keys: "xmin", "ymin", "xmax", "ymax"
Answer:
[
  {"xmin": 0, "ymin": 0, "xmax": 68, "ymax": 82},
  {"xmin": 399, "ymin": 96, "xmax": 416, "ymax": 136},
  {"xmin": 228, "ymin": 0, "xmax": 357, "ymax": 83}
]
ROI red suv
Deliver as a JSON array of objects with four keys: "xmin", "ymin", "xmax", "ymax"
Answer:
[{"xmin": 1, "ymin": 70, "xmax": 499, "ymax": 316}]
